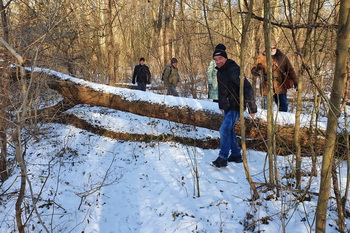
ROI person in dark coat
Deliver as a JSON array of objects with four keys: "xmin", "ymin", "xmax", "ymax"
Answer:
[
  {"xmin": 212, "ymin": 49, "xmax": 257, "ymax": 168},
  {"xmin": 251, "ymin": 39, "xmax": 298, "ymax": 112},
  {"xmin": 132, "ymin": 57, "xmax": 151, "ymax": 91}
]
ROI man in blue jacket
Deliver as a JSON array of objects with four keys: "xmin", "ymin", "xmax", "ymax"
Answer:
[{"xmin": 212, "ymin": 49, "xmax": 257, "ymax": 168}]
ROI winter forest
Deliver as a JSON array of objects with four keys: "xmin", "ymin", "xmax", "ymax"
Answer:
[{"xmin": 0, "ymin": 0, "xmax": 350, "ymax": 232}]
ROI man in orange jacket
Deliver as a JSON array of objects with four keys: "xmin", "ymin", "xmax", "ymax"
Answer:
[{"xmin": 251, "ymin": 40, "xmax": 298, "ymax": 112}]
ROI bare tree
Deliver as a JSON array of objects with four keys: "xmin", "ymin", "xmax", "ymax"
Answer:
[
  {"xmin": 0, "ymin": 0, "xmax": 10, "ymax": 182},
  {"xmin": 316, "ymin": 0, "xmax": 350, "ymax": 232},
  {"xmin": 238, "ymin": 0, "xmax": 259, "ymax": 200},
  {"xmin": 342, "ymin": 78, "xmax": 350, "ymax": 216},
  {"xmin": 263, "ymin": 0, "xmax": 275, "ymax": 185}
]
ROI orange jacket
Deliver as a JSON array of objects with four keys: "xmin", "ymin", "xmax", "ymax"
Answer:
[{"xmin": 251, "ymin": 49, "xmax": 298, "ymax": 95}]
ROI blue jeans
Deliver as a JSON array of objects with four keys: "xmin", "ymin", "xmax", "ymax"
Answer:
[
  {"xmin": 219, "ymin": 110, "xmax": 241, "ymax": 159},
  {"xmin": 273, "ymin": 93, "xmax": 288, "ymax": 112}
]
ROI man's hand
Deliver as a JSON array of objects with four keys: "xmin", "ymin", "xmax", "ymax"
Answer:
[
  {"xmin": 257, "ymin": 63, "xmax": 263, "ymax": 70},
  {"xmin": 251, "ymin": 63, "xmax": 263, "ymax": 76}
]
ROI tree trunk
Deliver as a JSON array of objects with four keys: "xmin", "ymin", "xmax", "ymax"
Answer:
[
  {"xmin": 106, "ymin": 0, "xmax": 116, "ymax": 83},
  {"xmin": 202, "ymin": 0, "xmax": 214, "ymax": 49},
  {"xmin": 163, "ymin": 0, "xmax": 173, "ymax": 64},
  {"xmin": 341, "ymin": 58, "xmax": 350, "ymax": 215},
  {"xmin": 263, "ymin": 0, "xmax": 275, "ymax": 185},
  {"xmin": 0, "ymin": 0, "xmax": 10, "ymax": 182},
  {"xmin": 342, "ymin": 102, "xmax": 350, "ymax": 217},
  {"xmin": 294, "ymin": 0, "xmax": 318, "ymax": 189},
  {"xmin": 316, "ymin": 1, "xmax": 350, "ymax": 232},
  {"xmin": 14, "ymin": 127, "xmax": 25, "ymax": 233},
  {"xmin": 32, "ymin": 69, "xmax": 329, "ymax": 156},
  {"xmin": 238, "ymin": 0, "xmax": 259, "ymax": 201},
  {"xmin": 0, "ymin": 62, "xmax": 9, "ymax": 181},
  {"xmin": 331, "ymin": 160, "xmax": 345, "ymax": 233}
]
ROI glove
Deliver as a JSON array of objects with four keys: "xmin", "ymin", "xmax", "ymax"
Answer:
[
  {"xmin": 132, "ymin": 81, "xmax": 135, "ymax": 84},
  {"xmin": 252, "ymin": 63, "xmax": 264, "ymax": 76},
  {"xmin": 251, "ymin": 67, "xmax": 260, "ymax": 76}
]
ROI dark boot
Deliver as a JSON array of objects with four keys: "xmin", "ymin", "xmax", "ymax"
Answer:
[
  {"xmin": 228, "ymin": 155, "xmax": 243, "ymax": 163},
  {"xmin": 212, "ymin": 157, "xmax": 228, "ymax": 168}
]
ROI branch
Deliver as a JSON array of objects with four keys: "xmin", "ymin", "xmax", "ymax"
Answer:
[
  {"xmin": 240, "ymin": 12, "xmax": 338, "ymax": 30},
  {"xmin": 0, "ymin": 37, "xmax": 24, "ymax": 64}
]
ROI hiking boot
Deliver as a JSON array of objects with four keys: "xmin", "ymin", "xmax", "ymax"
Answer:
[
  {"xmin": 228, "ymin": 155, "xmax": 243, "ymax": 163},
  {"xmin": 212, "ymin": 157, "xmax": 228, "ymax": 168}
]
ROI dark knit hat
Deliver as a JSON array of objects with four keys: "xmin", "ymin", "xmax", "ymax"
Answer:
[
  {"xmin": 213, "ymin": 50, "xmax": 228, "ymax": 59},
  {"xmin": 171, "ymin": 57, "xmax": 178, "ymax": 64},
  {"xmin": 215, "ymin": 43, "xmax": 226, "ymax": 51},
  {"xmin": 139, "ymin": 57, "xmax": 145, "ymax": 62}
]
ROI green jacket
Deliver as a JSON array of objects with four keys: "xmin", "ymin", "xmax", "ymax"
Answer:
[
  {"xmin": 163, "ymin": 64, "xmax": 180, "ymax": 87},
  {"xmin": 206, "ymin": 60, "xmax": 218, "ymax": 101}
]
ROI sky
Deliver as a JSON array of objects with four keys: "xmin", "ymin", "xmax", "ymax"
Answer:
[{"xmin": 0, "ymin": 68, "xmax": 349, "ymax": 232}]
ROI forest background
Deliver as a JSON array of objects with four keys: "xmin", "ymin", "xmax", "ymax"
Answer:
[
  {"xmin": 0, "ymin": 0, "xmax": 349, "ymax": 232},
  {"xmin": 1, "ymin": 0, "xmax": 342, "ymax": 95}
]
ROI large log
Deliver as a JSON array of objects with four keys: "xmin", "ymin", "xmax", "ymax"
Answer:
[
  {"xmin": 44, "ymin": 71, "xmax": 223, "ymax": 130},
  {"xmin": 52, "ymin": 112, "xmax": 276, "ymax": 152},
  {"xmin": 34, "ymin": 69, "xmax": 326, "ymax": 155}
]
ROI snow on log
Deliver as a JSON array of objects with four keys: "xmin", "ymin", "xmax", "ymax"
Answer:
[
  {"xmin": 31, "ymin": 68, "xmax": 327, "ymax": 155},
  {"xmin": 38, "ymin": 68, "xmax": 224, "ymax": 130}
]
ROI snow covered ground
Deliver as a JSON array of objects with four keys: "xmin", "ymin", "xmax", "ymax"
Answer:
[{"xmin": 0, "ymin": 69, "xmax": 349, "ymax": 232}]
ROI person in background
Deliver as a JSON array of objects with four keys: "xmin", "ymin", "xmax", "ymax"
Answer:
[
  {"xmin": 206, "ymin": 44, "xmax": 226, "ymax": 102},
  {"xmin": 251, "ymin": 39, "xmax": 298, "ymax": 112},
  {"xmin": 211, "ymin": 47, "xmax": 257, "ymax": 168},
  {"xmin": 132, "ymin": 57, "xmax": 151, "ymax": 91},
  {"xmin": 163, "ymin": 57, "xmax": 180, "ymax": 96}
]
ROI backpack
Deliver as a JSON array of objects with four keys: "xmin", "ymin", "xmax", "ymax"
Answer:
[{"xmin": 161, "ymin": 66, "xmax": 172, "ymax": 81}]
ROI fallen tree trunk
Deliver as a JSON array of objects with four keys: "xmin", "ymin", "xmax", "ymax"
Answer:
[
  {"xmin": 49, "ymin": 112, "xmax": 270, "ymax": 152},
  {"xmin": 45, "ymin": 73, "xmax": 223, "ymax": 130},
  {"xmin": 57, "ymin": 113, "xmax": 221, "ymax": 149},
  {"xmin": 34, "ymin": 69, "xmax": 327, "ymax": 155}
]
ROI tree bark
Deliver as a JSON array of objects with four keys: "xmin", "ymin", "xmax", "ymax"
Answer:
[
  {"xmin": 0, "ymin": 63, "xmax": 9, "ymax": 181},
  {"xmin": 331, "ymin": 160, "xmax": 345, "ymax": 233},
  {"xmin": 263, "ymin": 0, "xmax": 275, "ymax": 185},
  {"xmin": 239, "ymin": 0, "xmax": 259, "ymax": 201},
  {"xmin": 316, "ymin": 1, "xmax": 350, "ymax": 232},
  {"xmin": 14, "ymin": 127, "xmax": 25, "ymax": 233},
  {"xmin": 0, "ymin": 1, "xmax": 9, "ymax": 180},
  {"xmin": 106, "ymin": 0, "xmax": 116, "ymax": 83}
]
